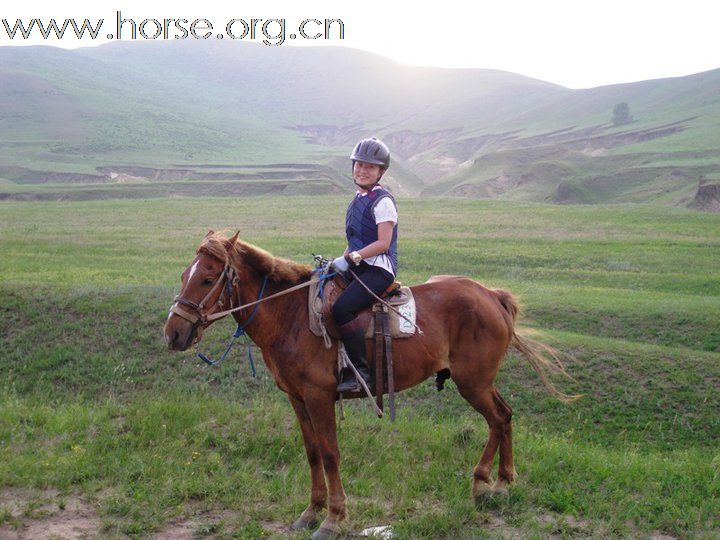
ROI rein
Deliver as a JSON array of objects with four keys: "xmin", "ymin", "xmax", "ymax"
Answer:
[
  {"xmin": 171, "ymin": 265, "xmax": 319, "ymax": 326},
  {"xmin": 205, "ymin": 275, "xmax": 320, "ymax": 322}
]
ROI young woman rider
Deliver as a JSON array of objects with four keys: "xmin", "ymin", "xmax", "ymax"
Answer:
[{"xmin": 331, "ymin": 137, "xmax": 398, "ymax": 392}]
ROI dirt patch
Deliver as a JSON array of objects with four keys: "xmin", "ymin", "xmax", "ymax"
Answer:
[
  {"xmin": 448, "ymin": 183, "xmax": 486, "ymax": 197},
  {"xmin": 383, "ymin": 128, "xmax": 462, "ymax": 160},
  {"xmin": 483, "ymin": 513, "xmax": 528, "ymax": 539},
  {"xmin": 483, "ymin": 174, "xmax": 516, "ymax": 196},
  {"xmin": 534, "ymin": 513, "xmax": 592, "ymax": 537},
  {"xmin": 425, "ymin": 154, "xmax": 463, "ymax": 176},
  {"xmin": 692, "ymin": 181, "xmax": 720, "ymax": 212},
  {"xmin": 259, "ymin": 519, "xmax": 292, "ymax": 535},
  {"xmin": 154, "ymin": 519, "xmax": 202, "ymax": 539},
  {"xmin": 108, "ymin": 172, "xmax": 147, "ymax": 184},
  {"xmin": 0, "ymin": 488, "xmax": 101, "ymax": 540},
  {"xmin": 152, "ymin": 509, "xmax": 242, "ymax": 539}
]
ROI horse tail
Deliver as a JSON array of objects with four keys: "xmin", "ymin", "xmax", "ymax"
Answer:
[
  {"xmin": 494, "ymin": 288, "xmax": 582, "ymax": 404},
  {"xmin": 494, "ymin": 288, "xmax": 519, "ymax": 323},
  {"xmin": 510, "ymin": 333, "xmax": 582, "ymax": 403}
]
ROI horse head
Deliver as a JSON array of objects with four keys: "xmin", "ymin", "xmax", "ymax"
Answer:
[{"xmin": 164, "ymin": 230, "xmax": 240, "ymax": 351}]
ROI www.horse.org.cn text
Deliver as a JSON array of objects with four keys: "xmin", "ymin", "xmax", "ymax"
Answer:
[{"xmin": 1, "ymin": 12, "xmax": 345, "ymax": 46}]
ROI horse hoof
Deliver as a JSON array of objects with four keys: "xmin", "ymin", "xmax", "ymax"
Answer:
[
  {"xmin": 492, "ymin": 481, "xmax": 510, "ymax": 497},
  {"xmin": 472, "ymin": 480, "xmax": 494, "ymax": 501},
  {"xmin": 474, "ymin": 481, "xmax": 509, "ymax": 508},
  {"xmin": 474, "ymin": 491, "xmax": 495, "ymax": 507},
  {"xmin": 290, "ymin": 516, "xmax": 318, "ymax": 531},
  {"xmin": 312, "ymin": 526, "xmax": 340, "ymax": 540}
]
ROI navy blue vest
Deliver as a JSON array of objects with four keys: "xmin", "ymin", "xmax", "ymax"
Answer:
[{"xmin": 345, "ymin": 187, "xmax": 398, "ymax": 275}]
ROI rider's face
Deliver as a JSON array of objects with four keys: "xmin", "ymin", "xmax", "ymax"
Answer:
[{"xmin": 353, "ymin": 161, "xmax": 383, "ymax": 190}]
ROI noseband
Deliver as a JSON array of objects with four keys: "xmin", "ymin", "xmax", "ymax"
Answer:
[{"xmin": 170, "ymin": 263, "xmax": 238, "ymax": 326}]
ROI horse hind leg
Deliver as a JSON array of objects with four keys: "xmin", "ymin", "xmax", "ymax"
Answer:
[
  {"xmin": 489, "ymin": 388, "xmax": 516, "ymax": 494},
  {"xmin": 455, "ymin": 382, "xmax": 515, "ymax": 500}
]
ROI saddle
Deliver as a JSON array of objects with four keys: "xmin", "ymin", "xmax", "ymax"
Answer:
[
  {"xmin": 311, "ymin": 276, "xmax": 416, "ymax": 340},
  {"xmin": 308, "ymin": 275, "xmax": 417, "ymax": 420}
]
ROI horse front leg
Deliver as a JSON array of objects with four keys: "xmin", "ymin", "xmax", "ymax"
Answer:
[
  {"xmin": 305, "ymin": 391, "xmax": 347, "ymax": 540},
  {"xmin": 288, "ymin": 396, "xmax": 328, "ymax": 531}
]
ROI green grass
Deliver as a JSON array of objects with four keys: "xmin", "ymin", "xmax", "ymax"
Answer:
[{"xmin": 1, "ymin": 197, "xmax": 719, "ymax": 538}]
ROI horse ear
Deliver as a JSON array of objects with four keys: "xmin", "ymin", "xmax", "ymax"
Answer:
[
  {"xmin": 227, "ymin": 230, "xmax": 240, "ymax": 248},
  {"xmin": 204, "ymin": 229, "xmax": 215, "ymax": 238}
]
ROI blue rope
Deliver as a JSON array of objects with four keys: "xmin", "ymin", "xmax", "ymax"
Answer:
[
  {"xmin": 313, "ymin": 267, "xmax": 336, "ymax": 298},
  {"xmin": 197, "ymin": 275, "xmax": 269, "ymax": 376}
]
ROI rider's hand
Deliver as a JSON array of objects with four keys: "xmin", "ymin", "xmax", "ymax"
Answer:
[{"xmin": 331, "ymin": 255, "xmax": 349, "ymax": 272}]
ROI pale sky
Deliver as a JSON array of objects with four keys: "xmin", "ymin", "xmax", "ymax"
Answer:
[{"xmin": 2, "ymin": 0, "xmax": 718, "ymax": 88}]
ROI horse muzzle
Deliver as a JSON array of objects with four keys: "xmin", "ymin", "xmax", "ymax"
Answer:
[{"xmin": 164, "ymin": 314, "xmax": 201, "ymax": 351}]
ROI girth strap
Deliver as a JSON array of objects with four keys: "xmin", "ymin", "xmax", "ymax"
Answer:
[
  {"xmin": 383, "ymin": 307, "xmax": 396, "ymax": 421},
  {"xmin": 374, "ymin": 305, "xmax": 385, "ymax": 415},
  {"xmin": 373, "ymin": 304, "xmax": 396, "ymax": 421}
]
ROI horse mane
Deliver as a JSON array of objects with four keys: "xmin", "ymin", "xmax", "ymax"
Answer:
[{"xmin": 197, "ymin": 231, "xmax": 313, "ymax": 284}]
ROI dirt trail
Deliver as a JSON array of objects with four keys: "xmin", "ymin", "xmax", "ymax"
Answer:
[{"xmin": 0, "ymin": 489, "xmax": 101, "ymax": 540}]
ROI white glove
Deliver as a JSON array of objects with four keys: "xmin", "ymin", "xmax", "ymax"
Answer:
[{"xmin": 331, "ymin": 255, "xmax": 349, "ymax": 272}]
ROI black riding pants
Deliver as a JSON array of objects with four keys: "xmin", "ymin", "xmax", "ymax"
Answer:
[{"xmin": 332, "ymin": 263, "xmax": 394, "ymax": 326}]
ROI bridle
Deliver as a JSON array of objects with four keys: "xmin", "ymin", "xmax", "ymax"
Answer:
[
  {"xmin": 170, "ymin": 262, "xmax": 239, "ymax": 327},
  {"xmin": 168, "ymin": 258, "xmax": 271, "ymax": 368},
  {"xmin": 168, "ymin": 257, "xmax": 328, "ymax": 362}
]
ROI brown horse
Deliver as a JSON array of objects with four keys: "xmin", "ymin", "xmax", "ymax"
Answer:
[{"xmin": 164, "ymin": 231, "xmax": 576, "ymax": 539}]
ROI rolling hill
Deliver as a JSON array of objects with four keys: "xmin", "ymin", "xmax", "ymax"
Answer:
[{"xmin": 0, "ymin": 40, "xmax": 719, "ymax": 207}]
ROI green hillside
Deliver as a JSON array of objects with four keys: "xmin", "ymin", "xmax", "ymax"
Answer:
[{"xmin": 1, "ymin": 41, "xmax": 719, "ymax": 205}]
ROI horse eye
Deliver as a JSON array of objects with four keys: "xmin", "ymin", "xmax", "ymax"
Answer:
[{"xmin": 203, "ymin": 278, "xmax": 214, "ymax": 285}]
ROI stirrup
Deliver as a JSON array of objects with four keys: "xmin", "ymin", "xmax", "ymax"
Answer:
[
  {"xmin": 337, "ymin": 369, "xmax": 361, "ymax": 392},
  {"xmin": 337, "ymin": 368, "xmax": 372, "ymax": 393},
  {"xmin": 337, "ymin": 378, "xmax": 361, "ymax": 393}
]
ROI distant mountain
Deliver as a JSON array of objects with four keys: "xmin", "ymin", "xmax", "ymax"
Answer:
[{"xmin": 1, "ymin": 40, "xmax": 718, "ymax": 207}]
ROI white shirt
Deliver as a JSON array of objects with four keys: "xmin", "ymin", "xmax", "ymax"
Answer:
[{"xmin": 355, "ymin": 186, "xmax": 398, "ymax": 276}]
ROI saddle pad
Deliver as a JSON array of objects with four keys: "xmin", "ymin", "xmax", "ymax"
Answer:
[
  {"xmin": 378, "ymin": 288, "xmax": 416, "ymax": 338},
  {"xmin": 308, "ymin": 277, "xmax": 326, "ymax": 339}
]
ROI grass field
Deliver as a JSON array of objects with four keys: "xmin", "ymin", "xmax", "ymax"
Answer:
[{"xmin": 1, "ymin": 197, "xmax": 719, "ymax": 539}]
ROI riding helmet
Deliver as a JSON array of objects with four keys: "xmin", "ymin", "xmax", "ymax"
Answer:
[{"xmin": 350, "ymin": 137, "xmax": 390, "ymax": 170}]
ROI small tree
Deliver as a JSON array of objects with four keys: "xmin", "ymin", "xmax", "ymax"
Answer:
[{"xmin": 612, "ymin": 102, "xmax": 633, "ymax": 126}]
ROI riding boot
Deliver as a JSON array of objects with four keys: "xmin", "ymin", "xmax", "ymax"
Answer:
[{"xmin": 337, "ymin": 320, "xmax": 372, "ymax": 393}]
